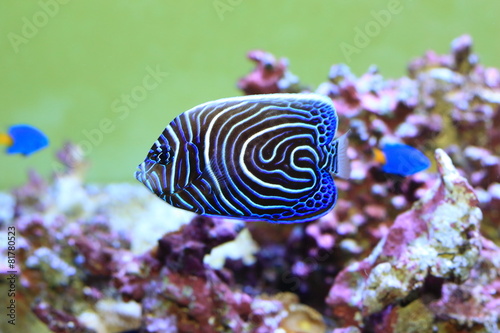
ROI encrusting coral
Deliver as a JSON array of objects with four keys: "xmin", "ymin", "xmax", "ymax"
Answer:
[{"xmin": 1, "ymin": 35, "xmax": 499, "ymax": 333}]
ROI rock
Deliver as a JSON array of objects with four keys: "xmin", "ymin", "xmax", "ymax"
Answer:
[{"xmin": 327, "ymin": 149, "xmax": 482, "ymax": 329}]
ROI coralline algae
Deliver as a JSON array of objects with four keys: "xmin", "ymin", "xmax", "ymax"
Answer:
[{"xmin": 326, "ymin": 149, "xmax": 485, "ymax": 330}]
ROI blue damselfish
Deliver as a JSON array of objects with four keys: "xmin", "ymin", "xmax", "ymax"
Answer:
[
  {"xmin": 135, "ymin": 93, "xmax": 350, "ymax": 223},
  {"xmin": 374, "ymin": 143, "xmax": 430, "ymax": 176},
  {"xmin": 0, "ymin": 124, "xmax": 49, "ymax": 156}
]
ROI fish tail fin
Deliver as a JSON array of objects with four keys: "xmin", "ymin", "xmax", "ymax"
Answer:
[
  {"xmin": 373, "ymin": 147, "xmax": 387, "ymax": 165},
  {"xmin": 331, "ymin": 130, "xmax": 351, "ymax": 179}
]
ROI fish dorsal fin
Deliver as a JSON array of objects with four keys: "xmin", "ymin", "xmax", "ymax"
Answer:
[{"xmin": 334, "ymin": 131, "xmax": 351, "ymax": 179}]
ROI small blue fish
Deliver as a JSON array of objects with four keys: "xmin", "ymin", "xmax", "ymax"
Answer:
[
  {"xmin": 0, "ymin": 124, "xmax": 49, "ymax": 156},
  {"xmin": 135, "ymin": 94, "xmax": 350, "ymax": 223},
  {"xmin": 374, "ymin": 143, "xmax": 430, "ymax": 176}
]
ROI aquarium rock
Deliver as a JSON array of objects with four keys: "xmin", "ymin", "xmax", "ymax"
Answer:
[{"xmin": 326, "ymin": 149, "xmax": 486, "ymax": 331}]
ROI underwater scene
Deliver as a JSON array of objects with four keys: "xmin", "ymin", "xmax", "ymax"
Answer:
[{"xmin": 1, "ymin": 1, "xmax": 500, "ymax": 333}]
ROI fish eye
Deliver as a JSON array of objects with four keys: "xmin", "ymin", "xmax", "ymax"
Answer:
[
  {"xmin": 149, "ymin": 145, "xmax": 173, "ymax": 165},
  {"xmin": 157, "ymin": 151, "xmax": 173, "ymax": 165}
]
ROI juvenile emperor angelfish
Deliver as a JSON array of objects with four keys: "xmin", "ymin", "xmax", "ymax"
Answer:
[{"xmin": 135, "ymin": 93, "xmax": 350, "ymax": 223}]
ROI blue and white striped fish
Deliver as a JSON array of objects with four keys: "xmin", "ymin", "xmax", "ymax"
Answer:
[{"xmin": 135, "ymin": 93, "xmax": 350, "ymax": 223}]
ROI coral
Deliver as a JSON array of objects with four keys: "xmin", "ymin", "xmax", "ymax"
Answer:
[
  {"xmin": 114, "ymin": 217, "xmax": 326, "ymax": 333},
  {"xmin": 1, "ymin": 148, "xmax": 326, "ymax": 332},
  {"xmin": 237, "ymin": 50, "xmax": 303, "ymax": 95},
  {"xmin": 428, "ymin": 237, "xmax": 500, "ymax": 332},
  {"xmin": 224, "ymin": 35, "xmax": 500, "ymax": 331},
  {"xmin": 405, "ymin": 35, "xmax": 500, "ymax": 242},
  {"xmin": 230, "ymin": 36, "xmax": 500, "ymax": 324},
  {"xmin": 204, "ymin": 228, "xmax": 259, "ymax": 269},
  {"xmin": 78, "ymin": 299, "xmax": 142, "ymax": 333}
]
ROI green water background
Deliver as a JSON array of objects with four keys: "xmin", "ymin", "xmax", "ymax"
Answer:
[{"xmin": 1, "ymin": 0, "xmax": 499, "ymax": 188}]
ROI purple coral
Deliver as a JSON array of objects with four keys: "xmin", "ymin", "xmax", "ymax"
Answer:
[{"xmin": 237, "ymin": 50, "xmax": 302, "ymax": 95}]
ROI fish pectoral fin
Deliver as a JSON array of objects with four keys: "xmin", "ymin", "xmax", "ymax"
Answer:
[
  {"xmin": 201, "ymin": 157, "xmax": 230, "ymax": 185},
  {"xmin": 199, "ymin": 159, "xmax": 229, "ymax": 185}
]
